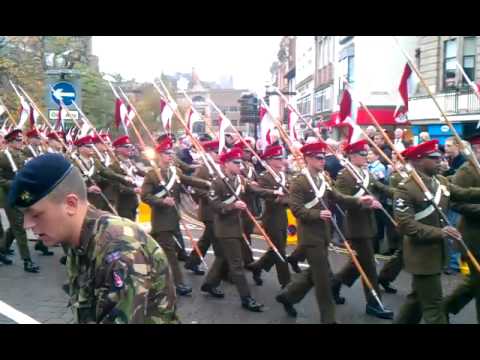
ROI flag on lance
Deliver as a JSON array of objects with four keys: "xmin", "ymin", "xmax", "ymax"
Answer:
[
  {"xmin": 259, "ymin": 105, "xmax": 276, "ymax": 150},
  {"xmin": 393, "ymin": 63, "xmax": 418, "ymax": 124},
  {"xmin": 160, "ymin": 98, "xmax": 176, "ymax": 133},
  {"xmin": 338, "ymin": 88, "xmax": 363, "ymax": 144},
  {"xmin": 218, "ymin": 113, "xmax": 232, "ymax": 154}
]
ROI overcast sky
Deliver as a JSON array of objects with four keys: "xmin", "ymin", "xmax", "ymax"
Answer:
[{"xmin": 92, "ymin": 36, "xmax": 282, "ymax": 94}]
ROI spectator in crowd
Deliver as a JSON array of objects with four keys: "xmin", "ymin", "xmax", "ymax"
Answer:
[
  {"xmin": 393, "ymin": 128, "xmax": 411, "ymax": 153},
  {"xmin": 373, "ymin": 132, "xmax": 392, "ymax": 166},
  {"xmin": 366, "ymin": 125, "xmax": 377, "ymax": 139},
  {"xmin": 418, "ymin": 131, "xmax": 431, "ymax": 144}
]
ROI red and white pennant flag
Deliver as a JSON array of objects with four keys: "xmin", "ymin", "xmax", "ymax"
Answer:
[
  {"xmin": 393, "ymin": 63, "xmax": 418, "ymax": 124},
  {"xmin": 160, "ymin": 98, "xmax": 176, "ymax": 133},
  {"xmin": 114, "ymin": 98, "xmax": 135, "ymax": 129},
  {"xmin": 218, "ymin": 113, "xmax": 232, "ymax": 154},
  {"xmin": 17, "ymin": 96, "xmax": 38, "ymax": 129},
  {"xmin": 187, "ymin": 107, "xmax": 202, "ymax": 134},
  {"xmin": 259, "ymin": 105, "xmax": 276, "ymax": 150},
  {"xmin": 287, "ymin": 107, "xmax": 299, "ymax": 142},
  {"xmin": 338, "ymin": 88, "xmax": 363, "ymax": 144}
]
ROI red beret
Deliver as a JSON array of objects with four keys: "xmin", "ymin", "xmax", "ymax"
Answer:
[
  {"xmin": 155, "ymin": 136, "xmax": 173, "ymax": 153},
  {"xmin": 74, "ymin": 135, "xmax": 93, "ymax": 147},
  {"xmin": 220, "ymin": 147, "xmax": 243, "ymax": 164},
  {"xmin": 202, "ymin": 140, "xmax": 219, "ymax": 152},
  {"xmin": 262, "ymin": 145, "xmax": 284, "ymax": 160},
  {"xmin": 401, "ymin": 140, "xmax": 441, "ymax": 160},
  {"xmin": 5, "ymin": 129, "xmax": 23, "ymax": 142},
  {"xmin": 345, "ymin": 139, "xmax": 369, "ymax": 155},
  {"xmin": 300, "ymin": 141, "xmax": 327, "ymax": 156},
  {"xmin": 112, "ymin": 135, "xmax": 131, "ymax": 147},
  {"xmin": 47, "ymin": 131, "xmax": 65, "ymax": 141},
  {"xmin": 468, "ymin": 134, "xmax": 480, "ymax": 146},
  {"xmin": 92, "ymin": 133, "xmax": 111, "ymax": 144},
  {"xmin": 26, "ymin": 129, "xmax": 41, "ymax": 138},
  {"xmin": 234, "ymin": 139, "xmax": 254, "ymax": 150}
]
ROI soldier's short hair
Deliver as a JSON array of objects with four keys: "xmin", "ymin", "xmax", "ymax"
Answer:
[{"xmin": 47, "ymin": 166, "xmax": 87, "ymax": 203}]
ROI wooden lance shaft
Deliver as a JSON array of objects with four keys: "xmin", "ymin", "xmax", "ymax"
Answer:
[
  {"xmin": 16, "ymin": 84, "xmax": 119, "ymax": 216},
  {"xmin": 0, "ymin": 96, "xmax": 17, "ymax": 126},
  {"xmin": 153, "ymin": 79, "xmax": 286, "ymax": 263},
  {"xmin": 342, "ymin": 77, "xmax": 480, "ymax": 273},
  {"xmin": 259, "ymin": 98, "xmax": 388, "ymax": 303}
]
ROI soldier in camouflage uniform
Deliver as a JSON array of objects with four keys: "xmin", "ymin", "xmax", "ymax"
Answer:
[
  {"xmin": 8, "ymin": 153, "xmax": 178, "ymax": 324},
  {"xmin": 0, "ymin": 129, "xmax": 40, "ymax": 272}
]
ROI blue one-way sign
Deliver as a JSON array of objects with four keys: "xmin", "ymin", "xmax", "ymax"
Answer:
[{"xmin": 51, "ymin": 82, "xmax": 76, "ymax": 106}]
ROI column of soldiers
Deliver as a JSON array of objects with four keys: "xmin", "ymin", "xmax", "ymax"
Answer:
[{"xmin": 3, "ymin": 118, "xmax": 480, "ymax": 324}]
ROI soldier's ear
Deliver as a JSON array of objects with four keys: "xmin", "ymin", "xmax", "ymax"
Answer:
[{"xmin": 64, "ymin": 193, "xmax": 81, "ymax": 215}]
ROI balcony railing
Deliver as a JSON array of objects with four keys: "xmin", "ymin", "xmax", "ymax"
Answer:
[{"xmin": 410, "ymin": 88, "xmax": 480, "ymax": 116}]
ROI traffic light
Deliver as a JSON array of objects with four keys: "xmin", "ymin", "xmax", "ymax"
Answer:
[{"xmin": 239, "ymin": 93, "xmax": 259, "ymax": 124}]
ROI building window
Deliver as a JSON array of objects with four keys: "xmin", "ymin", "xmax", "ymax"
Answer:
[
  {"xmin": 297, "ymin": 95, "xmax": 311, "ymax": 116},
  {"xmin": 314, "ymin": 87, "xmax": 332, "ymax": 113},
  {"xmin": 462, "ymin": 36, "xmax": 476, "ymax": 86},
  {"xmin": 443, "ymin": 38, "xmax": 457, "ymax": 89},
  {"xmin": 339, "ymin": 54, "xmax": 354, "ymax": 91}
]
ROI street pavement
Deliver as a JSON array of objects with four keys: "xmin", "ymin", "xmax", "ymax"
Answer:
[{"xmin": 0, "ymin": 222, "xmax": 476, "ymax": 324}]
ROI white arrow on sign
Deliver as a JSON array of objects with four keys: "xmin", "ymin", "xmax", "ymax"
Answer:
[{"xmin": 52, "ymin": 88, "xmax": 75, "ymax": 101}]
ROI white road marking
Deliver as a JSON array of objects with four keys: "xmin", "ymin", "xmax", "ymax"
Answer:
[{"xmin": 0, "ymin": 300, "xmax": 41, "ymax": 324}]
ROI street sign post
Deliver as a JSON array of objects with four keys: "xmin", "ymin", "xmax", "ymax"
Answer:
[{"xmin": 51, "ymin": 81, "xmax": 76, "ymax": 106}]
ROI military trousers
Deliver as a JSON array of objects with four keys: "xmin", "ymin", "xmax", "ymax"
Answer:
[
  {"xmin": 186, "ymin": 221, "xmax": 216, "ymax": 267},
  {"xmin": 241, "ymin": 216, "xmax": 254, "ymax": 265},
  {"xmin": 204, "ymin": 237, "xmax": 251, "ymax": 298},
  {"xmin": 152, "ymin": 231, "xmax": 185, "ymax": 287},
  {"xmin": 378, "ymin": 249, "xmax": 403, "ymax": 284},
  {"xmin": 116, "ymin": 194, "xmax": 139, "ymax": 221},
  {"xmin": 0, "ymin": 206, "xmax": 31, "ymax": 260},
  {"xmin": 255, "ymin": 225, "xmax": 290, "ymax": 287},
  {"xmin": 335, "ymin": 237, "xmax": 381, "ymax": 305},
  {"xmin": 280, "ymin": 244, "xmax": 336, "ymax": 323},
  {"xmin": 395, "ymin": 273, "xmax": 447, "ymax": 324},
  {"xmin": 443, "ymin": 259, "xmax": 480, "ymax": 323}
]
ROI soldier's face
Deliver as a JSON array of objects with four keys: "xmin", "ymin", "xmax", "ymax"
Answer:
[
  {"xmin": 350, "ymin": 153, "xmax": 368, "ymax": 167},
  {"xmin": 418, "ymin": 156, "xmax": 442, "ymax": 175},
  {"xmin": 30, "ymin": 138, "xmax": 42, "ymax": 146},
  {"xmin": 306, "ymin": 154, "xmax": 325, "ymax": 171},
  {"xmin": 268, "ymin": 158, "xmax": 284, "ymax": 171},
  {"xmin": 49, "ymin": 140, "xmax": 62, "ymax": 151},
  {"xmin": 473, "ymin": 144, "xmax": 480, "ymax": 160},
  {"xmin": 23, "ymin": 195, "xmax": 83, "ymax": 247},
  {"xmin": 79, "ymin": 145, "xmax": 94, "ymax": 157},
  {"xmin": 209, "ymin": 151, "xmax": 219, "ymax": 163},
  {"xmin": 159, "ymin": 152, "xmax": 173, "ymax": 166},
  {"xmin": 225, "ymin": 160, "xmax": 242, "ymax": 174},
  {"xmin": 10, "ymin": 138, "xmax": 23, "ymax": 150}
]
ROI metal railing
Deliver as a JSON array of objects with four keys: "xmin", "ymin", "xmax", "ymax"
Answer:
[{"xmin": 410, "ymin": 87, "xmax": 480, "ymax": 114}]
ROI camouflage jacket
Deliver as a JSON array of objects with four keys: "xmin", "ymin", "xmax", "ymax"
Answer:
[{"xmin": 67, "ymin": 206, "xmax": 178, "ymax": 324}]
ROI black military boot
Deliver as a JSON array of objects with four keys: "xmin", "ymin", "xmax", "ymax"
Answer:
[
  {"xmin": 34, "ymin": 241, "xmax": 54, "ymax": 256},
  {"xmin": 200, "ymin": 283, "xmax": 225, "ymax": 298},
  {"xmin": 176, "ymin": 284, "xmax": 192, "ymax": 296},
  {"xmin": 60, "ymin": 256, "xmax": 67, "ymax": 265},
  {"xmin": 62, "ymin": 283, "xmax": 70, "ymax": 295},
  {"xmin": 245, "ymin": 262, "xmax": 263, "ymax": 286},
  {"xmin": 287, "ymin": 256, "xmax": 301, "ymax": 273},
  {"xmin": 331, "ymin": 279, "xmax": 346, "ymax": 305},
  {"xmin": 379, "ymin": 280, "xmax": 398, "ymax": 294},
  {"xmin": 0, "ymin": 252, "xmax": 12, "ymax": 265},
  {"xmin": 241, "ymin": 296, "xmax": 264, "ymax": 312},
  {"xmin": 275, "ymin": 294, "xmax": 297, "ymax": 318},
  {"xmin": 24, "ymin": 259, "xmax": 40, "ymax": 273},
  {"xmin": 177, "ymin": 250, "xmax": 189, "ymax": 262},
  {"xmin": 366, "ymin": 302, "xmax": 394, "ymax": 320},
  {"xmin": 184, "ymin": 262, "xmax": 205, "ymax": 276}
]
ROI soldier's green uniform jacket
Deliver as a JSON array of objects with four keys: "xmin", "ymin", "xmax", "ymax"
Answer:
[
  {"xmin": 289, "ymin": 171, "xmax": 361, "ymax": 246},
  {"xmin": 208, "ymin": 175, "xmax": 277, "ymax": 238},
  {"xmin": 192, "ymin": 164, "xmax": 216, "ymax": 223},
  {"xmin": 0, "ymin": 149, "xmax": 28, "ymax": 199},
  {"xmin": 257, "ymin": 171, "xmax": 289, "ymax": 232},
  {"xmin": 335, "ymin": 166, "xmax": 394, "ymax": 239},
  {"xmin": 450, "ymin": 162, "xmax": 480, "ymax": 257},
  {"xmin": 67, "ymin": 206, "xmax": 178, "ymax": 324},
  {"xmin": 394, "ymin": 170, "xmax": 480, "ymax": 275},
  {"xmin": 141, "ymin": 166, "xmax": 211, "ymax": 232}
]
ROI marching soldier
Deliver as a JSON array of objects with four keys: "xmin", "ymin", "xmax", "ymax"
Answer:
[
  {"xmin": 46, "ymin": 130, "xmax": 65, "ymax": 153},
  {"xmin": 234, "ymin": 140, "xmax": 261, "ymax": 284},
  {"xmin": 393, "ymin": 140, "xmax": 480, "ymax": 324},
  {"xmin": 25, "ymin": 128, "xmax": 46, "ymax": 158},
  {"xmin": 275, "ymin": 141, "xmax": 377, "ymax": 323},
  {"xmin": 141, "ymin": 135, "xmax": 211, "ymax": 296},
  {"xmin": 200, "ymin": 147, "xmax": 280, "ymax": 311},
  {"xmin": 443, "ymin": 134, "xmax": 480, "ymax": 323},
  {"xmin": 110, "ymin": 135, "xmax": 142, "ymax": 221},
  {"xmin": 331, "ymin": 139, "xmax": 394, "ymax": 319},
  {"xmin": 0, "ymin": 129, "xmax": 40, "ymax": 272},
  {"xmin": 245, "ymin": 144, "xmax": 291, "ymax": 289},
  {"xmin": 184, "ymin": 140, "xmax": 221, "ymax": 276},
  {"xmin": 8, "ymin": 153, "xmax": 178, "ymax": 324}
]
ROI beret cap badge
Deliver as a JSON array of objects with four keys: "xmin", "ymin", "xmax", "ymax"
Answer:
[{"xmin": 20, "ymin": 191, "xmax": 32, "ymax": 203}]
